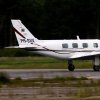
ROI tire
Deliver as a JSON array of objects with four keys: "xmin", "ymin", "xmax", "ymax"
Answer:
[
  {"xmin": 68, "ymin": 64, "xmax": 75, "ymax": 71},
  {"xmin": 93, "ymin": 65, "xmax": 100, "ymax": 71}
]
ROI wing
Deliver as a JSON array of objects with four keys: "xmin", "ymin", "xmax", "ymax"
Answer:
[{"xmin": 70, "ymin": 51, "xmax": 100, "ymax": 59}]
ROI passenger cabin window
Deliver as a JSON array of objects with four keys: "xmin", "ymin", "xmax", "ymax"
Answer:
[
  {"xmin": 93, "ymin": 43, "xmax": 98, "ymax": 48},
  {"xmin": 62, "ymin": 43, "xmax": 68, "ymax": 48},
  {"xmin": 83, "ymin": 43, "xmax": 88, "ymax": 48},
  {"xmin": 72, "ymin": 43, "xmax": 78, "ymax": 48}
]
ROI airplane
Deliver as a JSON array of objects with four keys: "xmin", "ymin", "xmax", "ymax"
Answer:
[{"xmin": 11, "ymin": 19, "xmax": 100, "ymax": 71}]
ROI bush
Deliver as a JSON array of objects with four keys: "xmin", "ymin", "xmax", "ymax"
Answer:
[{"xmin": 0, "ymin": 73, "xmax": 10, "ymax": 84}]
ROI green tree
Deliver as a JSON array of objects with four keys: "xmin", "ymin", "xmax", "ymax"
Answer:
[{"xmin": 1, "ymin": 0, "xmax": 100, "ymax": 47}]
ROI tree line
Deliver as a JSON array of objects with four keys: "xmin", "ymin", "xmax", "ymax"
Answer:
[{"xmin": 0, "ymin": 0, "xmax": 100, "ymax": 47}]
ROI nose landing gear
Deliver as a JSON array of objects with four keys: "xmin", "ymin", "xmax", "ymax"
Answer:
[{"xmin": 93, "ymin": 56, "xmax": 100, "ymax": 71}]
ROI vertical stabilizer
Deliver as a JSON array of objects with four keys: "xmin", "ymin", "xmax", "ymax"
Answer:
[{"xmin": 11, "ymin": 20, "xmax": 38, "ymax": 46}]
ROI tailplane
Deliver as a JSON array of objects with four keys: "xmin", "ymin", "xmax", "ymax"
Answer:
[{"xmin": 11, "ymin": 20, "xmax": 39, "ymax": 47}]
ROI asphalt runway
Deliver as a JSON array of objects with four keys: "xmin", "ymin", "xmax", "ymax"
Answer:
[{"xmin": 0, "ymin": 69, "xmax": 100, "ymax": 79}]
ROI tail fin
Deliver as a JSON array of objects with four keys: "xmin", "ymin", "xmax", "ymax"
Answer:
[{"xmin": 11, "ymin": 20, "xmax": 39, "ymax": 46}]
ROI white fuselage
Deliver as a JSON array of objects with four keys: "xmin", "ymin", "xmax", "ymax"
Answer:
[{"xmin": 27, "ymin": 39, "xmax": 100, "ymax": 59}]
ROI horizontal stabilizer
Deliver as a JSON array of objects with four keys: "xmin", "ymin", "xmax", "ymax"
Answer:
[{"xmin": 5, "ymin": 46, "xmax": 20, "ymax": 48}]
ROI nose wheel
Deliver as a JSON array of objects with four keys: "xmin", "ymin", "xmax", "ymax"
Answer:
[
  {"xmin": 93, "ymin": 65, "xmax": 100, "ymax": 71},
  {"xmin": 68, "ymin": 60, "xmax": 75, "ymax": 71}
]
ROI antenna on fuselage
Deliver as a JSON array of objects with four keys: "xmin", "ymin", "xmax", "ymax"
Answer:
[{"xmin": 76, "ymin": 35, "xmax": 80, "ymax": 40}]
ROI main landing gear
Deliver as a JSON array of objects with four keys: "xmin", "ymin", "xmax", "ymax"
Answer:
[
  {"xmin": 68, "ymin": 60, "xmax": 75, "ymax": 71},
  {"xmin": 67, "ymin": 56, "xmax": 100, "ymax": 71}
]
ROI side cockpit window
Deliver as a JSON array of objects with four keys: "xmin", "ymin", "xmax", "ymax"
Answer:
[
  {"xmin": 62, "ymin": 43, "xmax": 68, "ymax": 48},
  {"xmin": 83, "ymin": 43, "xmax": 88, "ymax": 48},
  {"xmin": 93, "ymin": 43, "xmax": 98, "ymax": 48},
  {"xmin": 72, "ymin": 43, "xmax": 78, "ymax": 48}
]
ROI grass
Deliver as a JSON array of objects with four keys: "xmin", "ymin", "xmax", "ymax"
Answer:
[
  {"xmin": 0, "ymin": 77, "xmax": 100, "ymax": 99},
  {"xmin": 0, "ymin": 57, "xmax": 92, "ymax": 69},
  {"xmin": 0, "ymin": 73, "xmax": 99, "ymax": 99},
  {"xmin": 0, "ymin": 75, "xmax": 100, "ymax": 87}
]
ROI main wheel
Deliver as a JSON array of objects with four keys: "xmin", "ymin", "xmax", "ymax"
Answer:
[
  {"xmin": 93, "ymin": 65, "xmax": 100, "ymax": 71},
  {"xmin": 68, "ymin": 64, "xmax": 75, "ymax": 71}
]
